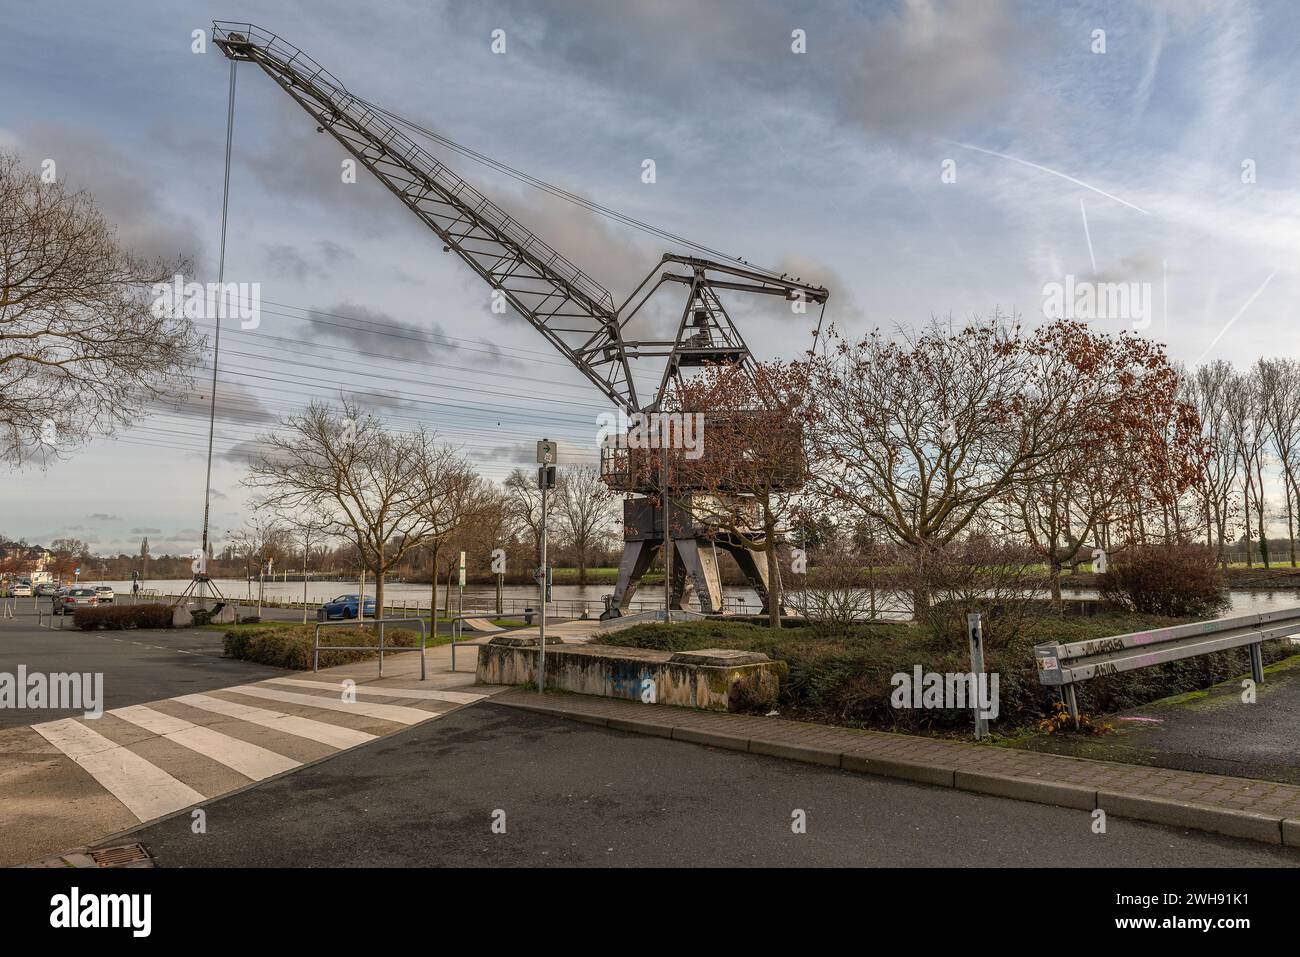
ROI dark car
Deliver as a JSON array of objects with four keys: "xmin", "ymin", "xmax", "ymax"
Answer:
[{"xmin": 317, "ymin": 594, "xmax": 377, "ymax": 621}]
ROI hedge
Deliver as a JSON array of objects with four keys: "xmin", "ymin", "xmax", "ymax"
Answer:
[
  {"xmin": 72, "ymin": 603, "xmax": 172, "ymax": 630},
  {"xmin": 597, "ymin": 615, "xmax": 1296, "ymax": 732},
  {"xmin": 222, "ymin": 623, "xmax": 421, "ymax": 670}
]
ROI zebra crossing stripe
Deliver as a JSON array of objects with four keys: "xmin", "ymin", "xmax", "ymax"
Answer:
[
  {"xmin": 219, "ymin": 684, "xmax": 435, "ymax": 725},
  {"xmin": 262, "ymin": 676, "xmax": 486, "ymax": 704},
  {"xmin": 32, "ymin": 718, "xmax": 205, "ymax": 822},
  {"xmin": 110, "ymin": 704, "xmax": 300, "ymax": 781},
  {"xmin": 174, "ymin": 693, "xmax": 376, "ymax": 749}
]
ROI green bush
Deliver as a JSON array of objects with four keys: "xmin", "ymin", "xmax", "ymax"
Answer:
[
  {"xmin": 599, "ymin": 615, "xmax": 1292, "ymax": 732},
  {"xmin": 222, "ymin": 623, "xmax": 420, "ymax": 669},
  {"xmin": 73, "ymin": 603, "xmax": 172, "ymax": 630}
]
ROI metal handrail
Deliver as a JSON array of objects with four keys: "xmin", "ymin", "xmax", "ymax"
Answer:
[{"xmin": 313, "ymin": 616, "xmax": 427, "ymax": 680}]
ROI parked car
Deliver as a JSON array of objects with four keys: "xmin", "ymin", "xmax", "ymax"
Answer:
[
  {"xmin": 317, "ymin": 594, "xmax": 377, "ymax": 620},
  {"xmin": 54, "ymin": 587, "xmax": 99, "ymax": 615},
  {"xmin": 9, "ymin": 580, "xmax": 33, "ymax": 597},
  {"xmin": 34, "ymin": 582, "xmax": 61, "ymax": 597},
  {"xmin": 93, "ymin": 585, "xmax": 115, "ymax": 604}
]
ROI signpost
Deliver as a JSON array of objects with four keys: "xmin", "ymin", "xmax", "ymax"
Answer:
[
  {"xmin": 536, "ymin": 439, "xmax": 556, "ymax": 693},
  {"xmin": 457, "ymin": 550, "xmax": 465, "ymax": 636},
  {"xmin": 967, "ymin": 613, "xmax": 988, "ymax": 740}
]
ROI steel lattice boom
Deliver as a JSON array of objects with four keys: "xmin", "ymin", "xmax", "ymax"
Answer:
[{"xmin": 211, "ymin": 22, "xmax": 828, "ymax": 415}]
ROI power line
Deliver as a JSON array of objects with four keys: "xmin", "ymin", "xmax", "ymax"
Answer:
[{"xmin": 352, "ymin": 94, "xmax": 789, "ymax": 282}]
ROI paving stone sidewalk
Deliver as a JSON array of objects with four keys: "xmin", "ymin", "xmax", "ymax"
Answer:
[{"xmin": 492, "ymin": 689, "xmax": 1300, "ymax": 848}]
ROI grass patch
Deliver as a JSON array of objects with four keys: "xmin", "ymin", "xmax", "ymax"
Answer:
[{"xmin": 598, "ymin": 614, "xmax": 1295, "ymax": 734}]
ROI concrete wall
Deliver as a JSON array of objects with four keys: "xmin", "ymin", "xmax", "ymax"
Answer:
[{"xmin": 476, "ymin": 640, "xmax": 783, "ymax": 712}]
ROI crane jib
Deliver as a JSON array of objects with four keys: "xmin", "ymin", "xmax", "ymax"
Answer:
[{"xmin": 209, "ymin": 21, "xmax": 828, "ymax": 415}]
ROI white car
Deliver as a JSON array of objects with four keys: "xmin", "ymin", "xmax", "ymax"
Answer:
[
  {"xmin": 93, "ymin": 585, "xmax": 115, "ymax": 604},
  {"xmin": 9, "ymin": 581, "xmax": 33, "ymax": 597}
]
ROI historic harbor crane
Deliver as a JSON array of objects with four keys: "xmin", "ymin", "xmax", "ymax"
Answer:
[{"xmin": 212, "ymin": 22, "xmax": 828, "ymax": 617}]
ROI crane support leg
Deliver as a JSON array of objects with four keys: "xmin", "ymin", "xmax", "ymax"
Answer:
[
  {"xmin": 602, "ymin": 497, "xmax": 761, "ymax": 619},
  {"xmin": 673, "ymin": 537, "xmax": 724, "ymax": 614},
  {"xmin": 604, "ymin": 538, "xmax": 660, "ymax": 619},
  {"xmin": 718, "ymin": 541, "xmax": 793, "ymax": 618}
]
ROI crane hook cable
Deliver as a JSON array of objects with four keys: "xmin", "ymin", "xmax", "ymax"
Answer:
[{"xmin": 200, "ymin": 58, "xmax": 237, "ymax": 560}]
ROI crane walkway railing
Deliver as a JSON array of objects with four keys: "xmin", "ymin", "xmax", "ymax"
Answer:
[{"xmin": 211, "ymin": 20, "xmax": 615, "ymax": 315}]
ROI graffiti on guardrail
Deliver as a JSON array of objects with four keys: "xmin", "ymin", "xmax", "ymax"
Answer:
[{"xmin": 1077, "ymin": 636, "xmax": 1125, "ymax": 656}]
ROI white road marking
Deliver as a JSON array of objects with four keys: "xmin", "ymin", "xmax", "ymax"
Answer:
[
  {"xmin": 110, "ymin": 705, "xmax": 300, "ymax": 781},
  {"xmin": 219, "ymin": 684, "xmax": 435, "ymax": 725},
  {"xmin": 263, "ymin": 676, "xmax": 486, "ymax": 704},
  {"xmin": 174, "ymin": 693, "xmax": 375, "ymax": 749},
  {"xmin": 31, "ymin": 718, "xmax": 204, "ymax": 822}
]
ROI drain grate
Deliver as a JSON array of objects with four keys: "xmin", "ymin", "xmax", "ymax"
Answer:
[{"xmin": 90, "ymin": 843, "xmax": 152, "ymax": 867}]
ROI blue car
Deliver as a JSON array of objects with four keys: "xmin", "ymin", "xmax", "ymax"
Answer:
[{"xmin": 317, "ymin": 594, "xmax": 377, "ymax": 621}]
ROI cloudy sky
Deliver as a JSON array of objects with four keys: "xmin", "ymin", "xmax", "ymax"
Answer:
[{"xmin": 2, "ymin": 0, "xmax": 1298, "ymax": 556}]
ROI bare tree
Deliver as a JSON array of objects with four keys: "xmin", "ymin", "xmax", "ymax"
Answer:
[
  {"xmin": 411, "ymin": 448, "xmax": 487, "ymax": 614},
  {"xmin": 1226, "ymin": 369, "xmax": 1271, "ymax": 567},
  {"xmin": 1183, "ymin": 361, "xmax": 1239, "ymax": 564},
  {"xmin": 0, "ymin": 151, "xmax": 198, "ymax": 465},
  {"xmin": 1257, "ymin": 358, "xmax": 1300, "ymax": 566},
  {"xmin": 229, "ymin": 513, "xmax": 289, "ymax": 611},
  {"xmin": 246, "ymin": 401, "xmax": 439, "ymax": 615},
  {"xmin": 503, "ymin": 467, "xmax": 558, "ymax": 571},
  {"xmin": 556, "ymin": 464, "xmax": 616, "ymax": 584},
  {"xmin": 804, "ymin": 316, "xmax": 1169, "ymax": 614},
  {"xmin": 258, "ymin": 506, "xmax": 334, "ymax": 621}
]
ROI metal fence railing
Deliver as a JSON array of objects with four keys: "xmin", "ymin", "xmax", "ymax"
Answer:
[{"xmin": 313, "ymin": 617, "xmax": 427, "ymax": 679}]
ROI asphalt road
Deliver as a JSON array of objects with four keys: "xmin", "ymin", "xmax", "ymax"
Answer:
[
  {"xmin": 1017, "ymin": 649, "xmax": 1300, "ymax": 784},
  {"xmin": 124, "ymin": 703, "xmax": 1300, "ymax": 867},
  {"xmin": 0, "ymin": 613, "xmax": 286, "ymax": 728}
]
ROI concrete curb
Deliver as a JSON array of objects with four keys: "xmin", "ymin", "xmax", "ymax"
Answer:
[
  {"xmin": 841, "ymin": 753, "xmax": 955, "ymax": 787},
  {"xmin": 493, "ymin": 695, "xmax": 1300, "ymax": 848},
  {"xmin": 1283, "ymin": 819, "xmax": 1300, "ymax": 847},
  {"xmin": 672, "ymin": 727, "xmax": 750, "ymax": 751},
  {"xmin": 956, "ymin": 770, "xmax": 1097, "ymax": 811},
  {"xmin": 750, "ymin": 739, "xmax": 842, "ymax": 767},
  {"xmin": 1097, "ymin": 791, "xmax": 1284, "ymax": 844}
]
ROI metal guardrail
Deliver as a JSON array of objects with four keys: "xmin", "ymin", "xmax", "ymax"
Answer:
[
  {"xmin": 312, "ymin": 617, "xmax": 427, "ymax": 680},
  {"xmin": 1034, "ymin": 606, "xmax": 1300, "ymax": 723}
]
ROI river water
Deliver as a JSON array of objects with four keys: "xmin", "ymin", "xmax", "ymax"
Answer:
[{"xmin": 98, "ymin": 579, "xmax": 1300, "ymax": 618}]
